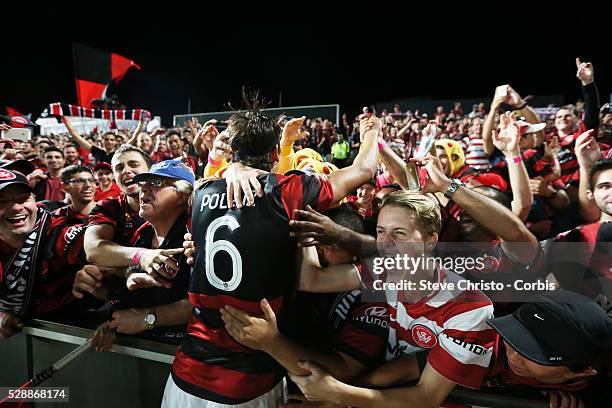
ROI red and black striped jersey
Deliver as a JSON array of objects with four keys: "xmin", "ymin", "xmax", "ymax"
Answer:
[
  {"xmin": 34, "ymin": 206, "xmax": 88, "ymax": 315},
  {"xmin": 88, "ymin": 193, "xmax": 145, "ymax": 246},
  {"xmin": 172, "ymin": 173, "xmax": 334, "ymax": 404},
  {"xmin": 329, "ymin": 289, "xmax": 389, "ymax": 369},
  {"xmin": 557, "ymin": 122, "xmax": 588, "ymax": 187},
  {"xmin": 542, "ymin": 222, "xmax": 612, "ymax": 299}
]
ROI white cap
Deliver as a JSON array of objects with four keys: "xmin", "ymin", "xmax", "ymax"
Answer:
[{"xmin": 516, "ymin": 120, "xmax": 546, "ymax": 134}]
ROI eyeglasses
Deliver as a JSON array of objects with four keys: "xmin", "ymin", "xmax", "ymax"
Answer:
[
  {"xmin": 69, "ymin": 178, "xmax": 96, "ymax": 185},
  {"xmin": 137, "ymin": 178, "xmax": 176, "ymax": 189}
]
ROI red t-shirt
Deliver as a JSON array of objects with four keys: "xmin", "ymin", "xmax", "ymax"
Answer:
[
  {"xmin": 94, "ymin": 182, "xmax": 122, "ymax": 202},
  {"xmin": 44, "ymin": 176, "xmax": 64, "ymax": 202}
]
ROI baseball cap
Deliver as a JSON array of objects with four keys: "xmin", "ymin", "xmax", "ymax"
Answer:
[
  {"xmin": 132, "ymin": 159, "xmax": 195, "ymax": 185},
  {"xmin": 487, "ymin": 290, "xmax": 612, "ymax": 367},
  {"xmin": 0, "ymin": 159, "xmax": 35, "ymax": 176},
  {"xmin": 0, "ymin": 168, "xmax": 32, "ymax": 193},
  {"xmin": 516, "ymin": 119, "xmax": 546, "ymax": 134},
  {"xmin": 93, "ymin": 162, "xmax": 112, "ymax": 172},
  {"xmin": 470, "ymin": 172, "xmax": 509, "ymax": 192}
]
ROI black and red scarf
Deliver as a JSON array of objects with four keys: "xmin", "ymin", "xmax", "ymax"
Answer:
[
  {"xmin": 41, "ymin": 102, "xmax": 151, "ymax": 121},
  {"xmin": 0, "ymin": 208, "xmax": 51, "ymax": 316}
]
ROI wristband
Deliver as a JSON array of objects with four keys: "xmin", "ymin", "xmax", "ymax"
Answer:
[
  {"xmin": 133, "ymin": 248, "xmax": 146, "ymax": 266},
  {"xmin": 378, "ymin": 141, "xmax": 387, "ymax": 152},
  {"xmin": 514, "ymin": 101, "xmax": 528, "ymax": 110},
  {"xmin": 507, "ymin": 155, "xmax": 522, "ymax": 164},
  {"xmin": 208, "ymin": 156, "xmax": 222, "ymax": 166}
]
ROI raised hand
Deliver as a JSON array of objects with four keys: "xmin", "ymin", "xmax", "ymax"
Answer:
[
  {"xmin": 543, "ymin": 136, "xmax": 560, "ymax": 162},
  {"xmin": 576, "ymin": 58, "xmax": 594, "ymax": 86},
  {"xmin": 574, "ymin": 129, "xmax": 601, "ymax": 169},
  {"xmin": 281, "ymin": 116, "xmax": 310, "ymax": 145},
  {"xmin": 492, "ymin": 112, "xmax": 521, "ymax": 157}
]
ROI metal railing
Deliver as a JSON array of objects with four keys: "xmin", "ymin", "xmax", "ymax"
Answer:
[{"xmin": 15, "ymin": 319, "xmax": 548, "ymax": 408}]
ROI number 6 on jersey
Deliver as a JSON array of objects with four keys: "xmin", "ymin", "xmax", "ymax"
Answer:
[{"xmin": 205, "ymin": 215, "xmax": 243, "ymax": 291}]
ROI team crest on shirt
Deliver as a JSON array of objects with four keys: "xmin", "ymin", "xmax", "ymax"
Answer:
[
  {"xmin": 478, "ymin": 255, "xmax": 500, "ymax": 274},
  {"xmin": 64, "ymin": 225, "xmax": 84, "ymax": 243},
  {"xmin": 411, "ymin": 324, "xmax": 437, "ymax": 349},
  {"xmin": 0, "ymin": 169, "xmax": 16, "ymax": 180}
]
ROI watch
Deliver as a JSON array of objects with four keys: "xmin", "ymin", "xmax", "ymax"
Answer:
[
  {"xmin": 144, "ymin": 308, "xmax": 156, "ymax": 330},
  {"xmin": 444, "ymin": 178, "xmax": 463, "ymax": 199}
]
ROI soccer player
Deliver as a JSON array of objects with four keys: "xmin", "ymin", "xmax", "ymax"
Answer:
[{"xmin": 164, "ymin": 97, "xmax": 380, "ymax": 407}]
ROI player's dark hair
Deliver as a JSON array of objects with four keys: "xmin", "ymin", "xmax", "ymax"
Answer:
[
  {"xmin": 471, "ymin": 185, "xmax": 511, "ymax": 209},
  {"xmin": 113, "ymin": 144, "xmax": 153, "ymax": 168},
  {"xmin": 589, "ymin": 158, "xmax": 612, "ymax": 190},
  {"xmin": 228, "ymin": 88, "xmax": 281, "ymax": 171},
  {"xmin": 167, "ymin": 129, "xmax": 183, "ymax": 139},
  {"xmin": 61, "ymin": 165, "xmax": 93, "ymax": 183},
  {"xmin": 44, "ymin": 147, "xmax": 64, "ymax": 157},
  {"xmin": 63, "ymin": 143, "xmax": 79, "ymax": 151},
  {"xmin": 324, "ymin": 205, "xmax": 364, "ymax": 234}
]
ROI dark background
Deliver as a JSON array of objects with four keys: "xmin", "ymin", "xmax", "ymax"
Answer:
[{"xmin": 1, "ymin": 9, "xmax": 609, "ymax": 126}]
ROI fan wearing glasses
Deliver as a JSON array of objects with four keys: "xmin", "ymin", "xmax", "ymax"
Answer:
[
  {"xmin": 86, "ymin": 160, "xmax": 195, "ymax": 348},
  {"xmin": 58, "ymin": 165, "xmax": 97, "ymax": 220}
]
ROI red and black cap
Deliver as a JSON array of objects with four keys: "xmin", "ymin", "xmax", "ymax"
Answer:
[
  {"xmin": 0, "ymin": 168, "xmax": 32, "ymax": 193},
  {"xmin": 0, "ymin": 159, "xmax": 35, "ymax": 176},
  {"xmin": 488, "ymin": 290, "xmax": 612, "ymax": 367}
]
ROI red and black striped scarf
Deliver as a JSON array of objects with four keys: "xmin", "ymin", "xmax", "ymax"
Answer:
[
  {"xmin": 41, "ymin": 102, "xmax": 151, "ymax": 121},
  {"xmin": 0, "ymin": 208, "xmax": 51, "ymax": 316}
]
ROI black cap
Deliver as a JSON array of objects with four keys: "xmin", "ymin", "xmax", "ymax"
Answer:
[
  {"xmin": 487, "ymin": 290, "xmax": 612, "ymax": 367},
  {"xmin": 0, "ymin": 168, "xmax": 32, "ymax": 193},
  {"xmin": 0, "ymin": 159, "xmax": 35, "ymax": 176}
]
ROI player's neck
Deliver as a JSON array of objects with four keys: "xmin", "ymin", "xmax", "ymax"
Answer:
[
  {"xmin": 599, "ymin": 212, "xmax": 612, "ymax": 223},
  {"xmin": 0, "ymin": 231, "xmax": 26, "ymax": 250},
  {"xmin": 126, "ymin": 195, "xmax": 140, "ymax": 212},
  {"xmin": 71, "ymin": 200, "xmax": 95, "ymax": 216},
  {"xmin": 149, "ymin": 213, "xmax": 181, "ymax": 241}
]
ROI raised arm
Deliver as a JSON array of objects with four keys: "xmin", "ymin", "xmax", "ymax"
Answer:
[
  {"xmin": 419, "ymin": 146, "xmax": 538, "ymax": 264},
  {"xmin": 62, "ymin": 116, "xmax": 93, "ymax": 151},
  {"xmin": 327, "ymin": 116, "xmax": 379, "ymax": 203},
  {"xmin": 124, "ymin": 119, "xmax": 146, "ymax": 146},
  {"xmin": 576, "ymin": 58, "xmax": 600, "ymax": 131},
  {"xmin": 378, "ymin": 141, "xmax": 409, "ymax": 189},
  {"xmin": 491, "ymin": 113, "xmax": 533, "ymax": 221}
]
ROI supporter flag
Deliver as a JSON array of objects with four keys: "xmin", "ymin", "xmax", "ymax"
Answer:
[
  {"xmin": 0, "ymin": 107, "xmax": 37, "ymax": 128},
  {"xmin": 72, "ymin": 43, "xmax": 141, "ymax": 108}
]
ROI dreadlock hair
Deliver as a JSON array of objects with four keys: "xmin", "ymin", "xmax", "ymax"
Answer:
[{"xmin": 227, "ymin": 88, "xmax": 281, "ymax": 171}]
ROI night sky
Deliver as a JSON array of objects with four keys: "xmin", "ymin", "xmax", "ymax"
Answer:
[{"xmin": 2, "ymin": 11, "xmax": 609, "ymax": 126}]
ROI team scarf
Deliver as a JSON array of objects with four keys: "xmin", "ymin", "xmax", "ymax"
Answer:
[
  {"xmin": 0, "ymin": 208, "xmax": 51, "ymax": 316},
  {"xmin": 41, "ymin": 102, "xmax": 151, "ymax": 121}
]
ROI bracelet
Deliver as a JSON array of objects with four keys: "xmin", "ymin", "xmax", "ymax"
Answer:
[
  {"xmin": 133, "ymin": 248, "xmax": 146, "ymax": 266},
  {"xmin": 506, "ymin": 155, "xmax": 522, "ymax": 164},
  {"xmin": 208, "ymin": 156, "xmax": 222, "ymax": 166},
  {"xmin": 378, "ymin": 141, "xmax": 387, "ymax": 152},
  {"xmin": 514, "ymin": 101, "xmax": 528, "ymax": 110}
]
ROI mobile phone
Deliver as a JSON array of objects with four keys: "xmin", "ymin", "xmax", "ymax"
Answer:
[
  {"xmin": 494, "ymin": 85, "xmax": 508, "ymax": 98},
  {"xmin": 362, "ymin": 106, "xmax": 375, "ymax": 118},
  {"xmin": 2, "ymin": 128, "xmax": 31, "ymax": 141}
]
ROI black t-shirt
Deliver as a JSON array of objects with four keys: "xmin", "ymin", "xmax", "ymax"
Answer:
[{"xmin": 90, "ymin": 145, "xmax": 114, "ymax": 164}]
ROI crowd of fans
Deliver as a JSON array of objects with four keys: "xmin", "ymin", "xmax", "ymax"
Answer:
[{"xmin": 0, "ymin": 57, "xmax": 611, "ymax": 408}]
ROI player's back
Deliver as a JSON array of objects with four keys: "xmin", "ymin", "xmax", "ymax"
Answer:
[{"xmin": 171, "ymin": 172, "xmax": 334, "ymax": 404}]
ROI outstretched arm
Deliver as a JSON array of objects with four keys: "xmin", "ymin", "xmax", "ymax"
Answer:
[
  {"xmin": 328, "ymin": 116, "xmax": 379, "ymax": 203},
  {"xmin": 62, "ymin": 116, "xmax": 93, "ymax": 151}
]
